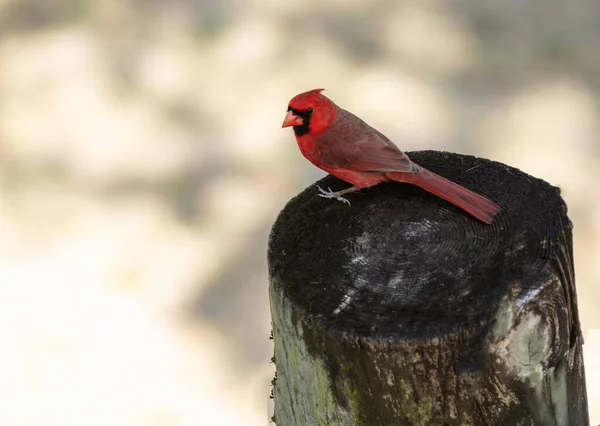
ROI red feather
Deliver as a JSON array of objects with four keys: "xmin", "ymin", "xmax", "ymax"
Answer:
[{"xmin": 283, "ymin": 89, "xmax": 501, "ymax": 224}]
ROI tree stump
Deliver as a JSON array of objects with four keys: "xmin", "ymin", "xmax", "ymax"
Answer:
[{"xmin": 267, "ymin": 151, "xmax": 588, "ymax": 426}]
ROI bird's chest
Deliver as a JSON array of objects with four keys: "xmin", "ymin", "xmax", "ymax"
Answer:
[{"xmin": 297, "ymin": 137, "xmax": 323, "ymax": 166}]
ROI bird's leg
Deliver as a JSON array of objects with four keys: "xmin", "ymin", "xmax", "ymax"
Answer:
[{"xmin": 316, "ymin": 185, "xmax": 359, "ymax": 205}]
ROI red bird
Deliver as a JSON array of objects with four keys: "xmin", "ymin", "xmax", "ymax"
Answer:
[{"xmin": 282, "ymin": 89, "xmax": 501, "ymax": 224}]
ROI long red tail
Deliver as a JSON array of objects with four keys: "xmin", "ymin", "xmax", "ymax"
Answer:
[{"xmin": 387, "ymin": 169, "xmax": 501, "ymax": 224}]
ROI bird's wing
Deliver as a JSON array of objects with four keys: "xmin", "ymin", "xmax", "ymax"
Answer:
[{"xmin": 316, "ymin": 109, "xmax": 417, "ymax": 173}]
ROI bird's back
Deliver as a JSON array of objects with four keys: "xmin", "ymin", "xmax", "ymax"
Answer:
[{"xmin": 313, "ymin": 108, "xmax": 414, "ymax": 173}]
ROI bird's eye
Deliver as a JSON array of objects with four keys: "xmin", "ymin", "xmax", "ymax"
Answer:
[{"xmin": 307, "ymin": 107, "xmax": 313, "ymax": 113}]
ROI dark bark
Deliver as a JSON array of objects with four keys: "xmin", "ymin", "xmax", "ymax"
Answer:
[{"xmin": 268, "ymin": 151, "xmax": 588, "ymax": 426}]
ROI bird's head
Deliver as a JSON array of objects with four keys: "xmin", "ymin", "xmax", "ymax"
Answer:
[{"xmin": 282, "ymin": 89, "xmax": 337, "ymax": 137}]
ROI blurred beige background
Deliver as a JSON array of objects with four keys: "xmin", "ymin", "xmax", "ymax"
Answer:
[{"xmin": 0, "ymin": 0, "xmax": 599, "ymax": 425}]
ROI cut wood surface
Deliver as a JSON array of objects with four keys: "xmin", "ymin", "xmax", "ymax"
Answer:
[{"xmin": 268, "ymin": 150, "xmax": 588, "ymax": 426}]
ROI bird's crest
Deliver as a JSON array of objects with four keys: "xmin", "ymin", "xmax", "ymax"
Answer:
[{"xmin": 288, "ymin": 88, "xmax": 326, "ymax": 110}]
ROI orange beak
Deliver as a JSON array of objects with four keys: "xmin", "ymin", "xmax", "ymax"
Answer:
[{"xmin": 282, "ymin": 110, "xmax": 303, "ymax": 128}]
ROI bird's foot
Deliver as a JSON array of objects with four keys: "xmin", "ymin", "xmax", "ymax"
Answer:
[{"xmin": 317, "ymin": 185, "xmax": 351, "ymax": 205}]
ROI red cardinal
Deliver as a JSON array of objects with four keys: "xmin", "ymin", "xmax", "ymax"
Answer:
[{"xmin": 282, "ymin": 89, "xmax": 501, "ymax": 224}]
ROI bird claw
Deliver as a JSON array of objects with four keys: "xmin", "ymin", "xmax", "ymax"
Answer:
[{"xmin": 317, "ymin": 185, "xmax": 351, "ymax": 205}]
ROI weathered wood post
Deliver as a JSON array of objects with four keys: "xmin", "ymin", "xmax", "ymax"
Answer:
[{"xmin": 267, "ymin": 151, "xmax": 588, "ymax": 426}]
